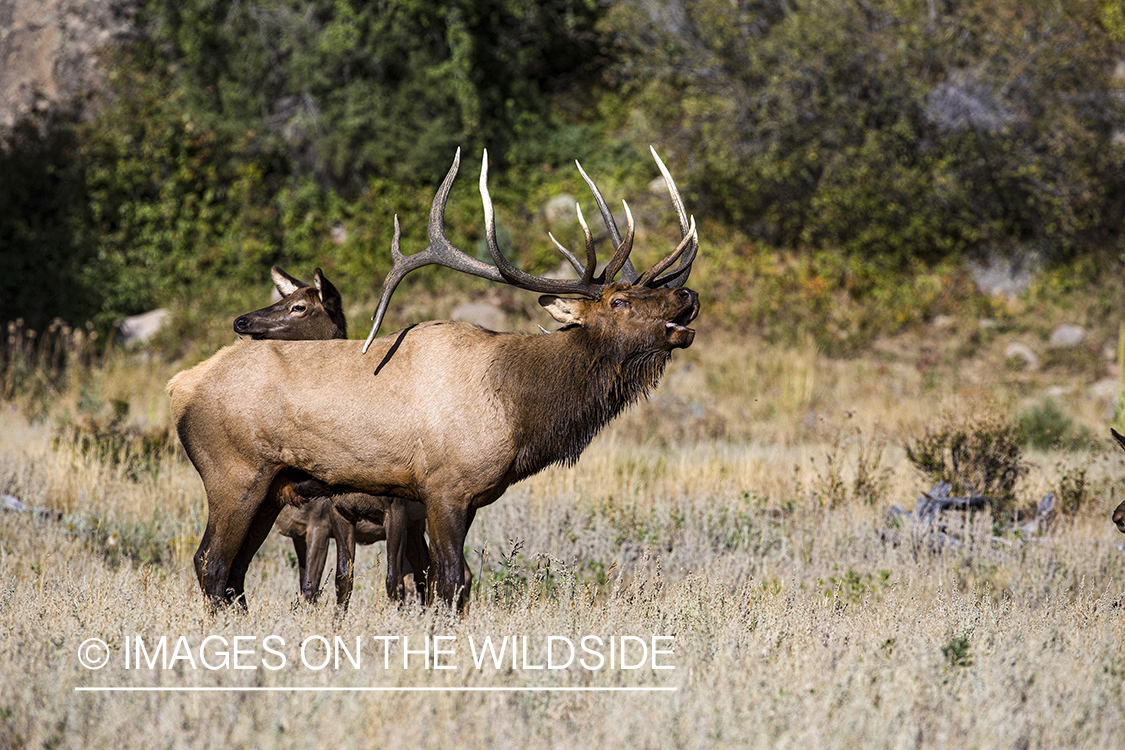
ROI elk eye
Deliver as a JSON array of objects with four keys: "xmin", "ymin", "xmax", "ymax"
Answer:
[
  {"xmin": 291, "ymin": 304, "xmax": 306, "ymax": 313},
  {"xmin": 611, "ymin": 298, "xmax": 629, "ymax": 309}
]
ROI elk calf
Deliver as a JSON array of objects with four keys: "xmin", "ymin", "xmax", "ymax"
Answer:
[
  {"xmin": 276, "ymin": 497, "xmax": 428, "ymax": 602},
  {"xmin": 234, "ymin": 267, "xmax": 346, "ymax": 341}
]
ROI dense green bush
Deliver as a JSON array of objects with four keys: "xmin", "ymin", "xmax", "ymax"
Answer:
[
  {"xmin": 145, "ymin": 0, "xmax": 611, "ymax": 186},
  {"xmin": 610, "ymin": 0, "xmax": 1125, "ymax": 261},
  {"xmin": 0, "ymin": 117, "xmax": 100, "ymax": 328},
  {"xmin": 1016, "ymin": 399, "xmax": 1095, "ymax": 451},
  {"xmin": 0, "ymin": 0, "xmax": 617, "ymax": 332}
]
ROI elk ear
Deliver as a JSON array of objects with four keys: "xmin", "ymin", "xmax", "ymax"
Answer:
[
  {"xmin": 313, "ymin": 268, "xmax": 343, "ymax": 312},
  {"xmin": 539, "ymin": 295, "xmax": 586, "ymax": 326},
  {"xmin": 271, "ymin": 266, "xmax": 306, "ymax": 296}
]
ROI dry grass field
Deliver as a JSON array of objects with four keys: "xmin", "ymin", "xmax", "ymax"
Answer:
[{"xmin": 3, "ymin": 325, "xmax": 1125, "ymax": 748}]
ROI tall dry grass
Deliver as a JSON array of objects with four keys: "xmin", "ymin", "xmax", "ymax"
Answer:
[{"xmin": 2, "ymin": 329, "xmax": 1125, "ymax": 748}]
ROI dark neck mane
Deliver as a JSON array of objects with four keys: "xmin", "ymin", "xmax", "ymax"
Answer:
[{"xmin": 489, "ymin": 327, "xmax": 670, "ymax": 480}]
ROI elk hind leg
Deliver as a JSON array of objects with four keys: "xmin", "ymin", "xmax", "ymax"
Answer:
[
  {"xmin": 403, "ymin": 523, "xmax": 430, "ymax": 603},
  {"xmin": 226, "ymin": 500, "xmax": 283, "ymax": 609},
  {"xmin": 193, "ymin": 468, "xmax": 278, "ymax": 611}
]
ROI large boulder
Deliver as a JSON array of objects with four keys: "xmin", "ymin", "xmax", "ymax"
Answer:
[{"xmin": 118, "ymin": 308, "xmax": 169, "ymax": 346}]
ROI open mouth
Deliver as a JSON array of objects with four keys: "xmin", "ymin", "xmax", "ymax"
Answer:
[{"xmin": 665, "ymin": 299, "xmax": 699, "ymax": 335}]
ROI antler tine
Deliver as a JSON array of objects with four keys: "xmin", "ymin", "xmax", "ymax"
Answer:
[
  {"xmin": 600, "ymin": 200, "xmax": 636, "ymax": 283},
  {"xmin": 575, "ymin": 203, "xmax": 597, "ymax": 284},
  {"xmin": 362, "ymin": 149, "xmax": 505, "ymax": 352},
  {"xmin": 637, "ymin": 215, "xmax": 697, "ymax": 286},
  {"xmin": 548, "ymin": 233, "xmax": 586, "ymax": 276},
  {"xmin": 363, "ymin": 215, "xmax": 405, "ymax": 352},
  {"xmin": 547, "ymin": 202, "xmax": 597, "ymax": 283},
  {"xmin": 479, "ymin": 150, "xmax": 600, "ymax": 297},
  {"xmin": 575, "ymin": 160, "xmax": 639, "ymax": 284},
  {"xmin": 645, "ymin": 146, "xmax": 697, "ymax": 288}
]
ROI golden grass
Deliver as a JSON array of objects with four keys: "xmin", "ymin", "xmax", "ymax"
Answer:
[{"xmin": 3, "ymin": 330, "xmax": 1125, "ymax": 748}]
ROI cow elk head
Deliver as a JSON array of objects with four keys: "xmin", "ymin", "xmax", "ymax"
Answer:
[{"xmin": 234, "ymin": 267, "xmax": 346, "ymax": 341}]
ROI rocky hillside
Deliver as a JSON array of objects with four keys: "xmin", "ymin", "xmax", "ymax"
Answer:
[{"xmin": 0, "ymin": 0, "xmax": 139, "ymax": 126}]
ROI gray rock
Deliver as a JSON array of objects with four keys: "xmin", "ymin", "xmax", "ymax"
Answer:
[
  {"xmin": 1004, "ymin": 343, "xmax": 1039, "ymax": 371},
  {"xmin": 543, "ymin": 194, "xmax": 578, "ymax": 224},
  {"xmin": 967, "ymin": 247, "xmax": 1042, "ymax": 300},
  {"xmin": 118, "ymin": 308, "xmax": 169, "ymax": 346},
  {"xmin": 1049, "ymin": 324, "xmax": 1086, "ymax": 348},
  {"xmin": 0, "ymin": 0, "xmax": 141, "ymax": 127},
  {"xmin": 931, "ymin": 315, "xmax": 955, "ymax": 329},
  {"xmin": 1088, "ymin": 378, "xmax": 1121, "ymax": 401}
]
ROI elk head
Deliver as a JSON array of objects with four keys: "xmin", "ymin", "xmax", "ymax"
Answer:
[
  {"xmin": 361, "ymin": 147, "xmax": 699, "ymax": 353},
  {"xmin": 234, "ymin": 267, "xmax": 346, "ymax": 341}
]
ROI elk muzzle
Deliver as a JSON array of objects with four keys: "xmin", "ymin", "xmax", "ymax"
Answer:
[
  {"xmin": 232, "ymin": 315, "xmax": 260, "ymax": 338},
  {"xmin": 665, "ymin": 287, "xmax": 700, "ymax": 349}
]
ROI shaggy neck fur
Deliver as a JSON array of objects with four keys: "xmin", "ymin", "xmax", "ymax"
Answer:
[{"xmin": 489, "ymin": 326, "xmax": 670, "ymax": 480}]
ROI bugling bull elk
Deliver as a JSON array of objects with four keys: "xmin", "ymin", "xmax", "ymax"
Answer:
[
  {"xmin": 234, "ymin": 267, "xmax": 431, "ymax": 604},
  {"xmin": 169, "ymin": 146, "xmax": 699, "ymax": 611}
]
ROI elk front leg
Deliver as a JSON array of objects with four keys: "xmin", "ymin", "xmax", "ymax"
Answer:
[
  {"xmin": 384, "ymin": 498, "xmax": 410, "ymax": 602},
  {"xmin": 328, "ymin": 506, "xmax": 357, "ymax": 609},
  {"xmin": 303, "ymin": 524, "xmax": 331, "ymax": 603},
  {"xmin": 290, "ymin": 535, "xmax": 309, "ymax": 597},
  {"xmin": 425, "ymin": 500, "xmax": 473, "ymax": 611}
]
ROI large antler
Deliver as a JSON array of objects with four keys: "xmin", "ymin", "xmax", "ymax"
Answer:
[
  {"xmin": 362, "ymin": 147, "xmax": 698, "ymax": 352},
  {"xmin": 362, "ymin": 149, "xmax": 508, "ymax": 352},
  {"xmin": 550, "ymin": 148, "xmax": 697, "ymax": 289},
  {"xmin": 640, "ymin": 146, "xmax": 698, "ymax": 288}
]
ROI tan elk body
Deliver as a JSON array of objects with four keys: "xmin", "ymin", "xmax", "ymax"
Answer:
[
  {"xmin": 170, "ymin": 147, "xmax": 700, "ymax": 610},
  {"xmin": 233, "ymin": 266, "xmax": 431, "ymax": 604}
]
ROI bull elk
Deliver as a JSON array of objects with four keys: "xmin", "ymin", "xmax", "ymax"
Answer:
[
  {"xmin": 169, "ymin": 146, "xmax": 699, "ymax": 611},
  {"xmin": 234, "ymin": 267, "xmax": 431, "ymax": 604}
]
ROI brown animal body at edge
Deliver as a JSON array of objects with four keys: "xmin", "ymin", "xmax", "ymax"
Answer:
[
  {"xmin": 169, "ymin": 147, "xmax": 700, "ymax": 612},
  {"xmin": 1112, "ymin": 429, "xmax": 1125, "ymax": 532},
  {"xmin": 234, "ymin": 266, "xmax": 431, "ymax": 605}
]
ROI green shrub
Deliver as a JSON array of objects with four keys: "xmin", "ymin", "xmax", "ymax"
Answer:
[
  {"xmin": 905, "ymin": 414, "xmax": 1028, "ymax": 519},
  {"xmin": 1016, "ymin": 399, "xmax": 1095, "ymax": 451}
]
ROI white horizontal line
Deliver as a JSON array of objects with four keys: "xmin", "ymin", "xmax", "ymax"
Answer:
[{"xmin": 75, "ymin": 686, "xmax": 676, "ymax": 693}]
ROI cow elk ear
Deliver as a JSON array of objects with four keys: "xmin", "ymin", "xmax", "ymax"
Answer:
[
  {"xmin": 271, "ymin": 266, "xmax": 305, "ymax": 296},
  {"xmin": 313, "ymin": 268, "xmax": 343, "ymax": 312},
  {"xmin": 539, "ymin": 295, "xmax": 586, "ymax": 326}
]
